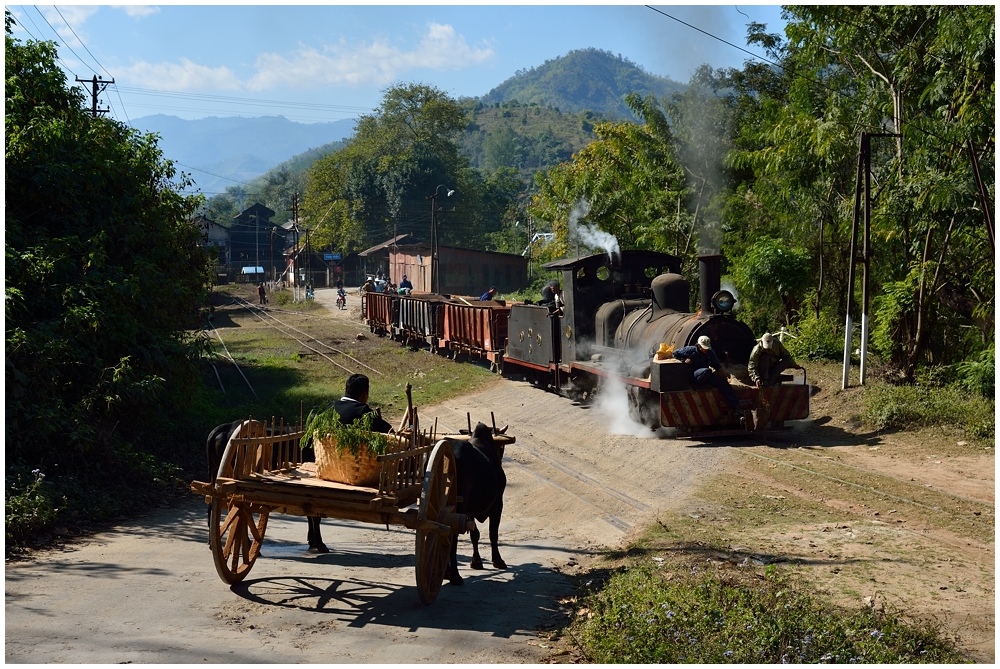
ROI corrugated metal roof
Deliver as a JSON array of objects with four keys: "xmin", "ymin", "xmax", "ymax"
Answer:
[{"xmin": 358, "ymin": 234, "xmax": 413, "ymax": 256}]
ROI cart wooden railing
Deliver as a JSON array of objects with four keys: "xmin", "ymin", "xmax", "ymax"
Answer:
[{"xmin": 191, "ymin": 415, "xmax": 481, "ymax": 604}]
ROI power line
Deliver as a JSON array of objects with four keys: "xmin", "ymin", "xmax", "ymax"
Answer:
[
  {"xmin": 115, "ymin": 86, "xmax": 373, "ymax": 116},
  {"xmin": 174, "ymin": 162, "xmax": 259, "ymax": 188},
  {"xmin": 644, "ymin": 4, "xmax": 980, "ymax": 153},
  {"xmin": 52, "ymin": 5, "xmax": 112, "ymax": 79},
  {"xmin": 30, "ymin": 6, "xmax": 93, "ymax": 76},
  {"xmin": 52, "ymin": 6, "xmax": 133, "ymax": 125},
  {"xmin": 15, "ymin": 7, "xmax": 79, "ymax": 77},
  {"xmin": 644, "ymin": 5, "xmax": 781, "ymax": 70}
]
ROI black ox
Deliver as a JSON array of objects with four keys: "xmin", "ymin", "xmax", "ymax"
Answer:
[
  {"xmin": 205, "ymin": 420, "xmax": 327, "ymax": 552},
  {"xmin": 446, "ymin": 422, "xmax": 507, "ymax": 585}
]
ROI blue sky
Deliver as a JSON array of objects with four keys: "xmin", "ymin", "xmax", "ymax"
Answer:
[{"xmin": 8, "ymin": 3, "xmax": 787, "ymax": 125}]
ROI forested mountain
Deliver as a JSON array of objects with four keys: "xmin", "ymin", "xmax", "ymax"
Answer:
[
  {"xmin": 480, "ymin": 48, "xmax": 685, "ymax": 119},
  {"xmin": 201, "ymin": 49, "xmax": 670, "ymax": 224},
  {"xmin": 458, "ymin": 101, "xmax": 602, "ymax": 176}
]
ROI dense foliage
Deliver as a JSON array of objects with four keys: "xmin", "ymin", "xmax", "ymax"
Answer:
[
  {"xmin": 529, "ymin": 6, "xmax": 994, "ymax": 387},
  {"xmin": 5, "ymin": 14, "xmax": 212, "ymax": 544},
  {"xmin": 300, "ymin": 83, "xmax": 524, "ymax": 254}
]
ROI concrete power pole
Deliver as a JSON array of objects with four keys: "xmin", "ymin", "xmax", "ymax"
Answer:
[
  {"xmin": 76, "ymin": 76, "xmax": 113, "ymax": 117},
  {"xmin": 291, "ymin": 193, "xmax": 300, "ymax": 301}
]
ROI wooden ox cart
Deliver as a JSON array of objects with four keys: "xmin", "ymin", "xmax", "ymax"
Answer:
[{"xmin": 190, "ymin": 407, "xmax": 514, "ymax": 605}]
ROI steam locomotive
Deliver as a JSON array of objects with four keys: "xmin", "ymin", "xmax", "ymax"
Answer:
[{"xmin": 362, "ymin": 250, "xmax": 810, "ymax": 436}]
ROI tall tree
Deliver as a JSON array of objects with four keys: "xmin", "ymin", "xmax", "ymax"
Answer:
[
  {"xmin": 527, "ymin": 93, "xmax": 687, "ymax": 261},
  {"xmin": 782, "ymin": 5, "xmax": 994, "ymax": 376},
  {"xmin": 302, "ymin": 83, "xmax": 506, "ymax": 254},
  {"xmin": 6, "ymin": 14, "xmax": 210, "ymax": 469}
]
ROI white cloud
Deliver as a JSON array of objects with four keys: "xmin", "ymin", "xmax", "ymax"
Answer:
[
  {"xmin": 247, "ymin": 22, "xmax": 494, "ymax": 91},
  {"xmin": 114, "ymin": 5, "xmax": 161, "ymax": 19},
  {"xmin": 36, "ymin": 6, "xmax": 99, "ymax": 49},
  {"xmin": 118, "ymin": 58, "xmax": 243, "ymax": 92}
]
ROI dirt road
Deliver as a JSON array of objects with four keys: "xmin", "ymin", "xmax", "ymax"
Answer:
[
  {"xmin": 5, "ymin": 333, "xmax": 729, "ymax": 662},
  {"xmin": 7, "ymin": 288, "xmax": 992, "ymax": 662}
]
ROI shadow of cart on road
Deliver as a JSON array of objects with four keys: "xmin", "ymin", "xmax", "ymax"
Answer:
[{"xmin": 230, "ymin": 556, "xmax": 574, "ymax": 639}]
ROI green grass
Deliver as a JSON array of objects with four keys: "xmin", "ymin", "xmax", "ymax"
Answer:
[
  {"xmin": 573, "ymin": 558, "xmax": 967, "ymax": 663},
  {"xmin": 862, "ymin": 382, "xmax": 994, "ymax": 443}
]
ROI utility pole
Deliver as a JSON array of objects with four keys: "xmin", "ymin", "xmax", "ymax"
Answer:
[
  {"xmin": 842, "ymin": 131, "xmax": 900, "ymax": 389},
  {"xmin": 291, "ymin": 193, "xmax": 300, "ymax": 301},
  {"xmin": 76, "ymin": 76, "xmax": 113, "ymax": 117},
  {"xmin": 427, "ymin": 185, "xmax": 454, "ymax": 294}
]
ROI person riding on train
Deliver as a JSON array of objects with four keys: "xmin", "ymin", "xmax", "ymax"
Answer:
[{"xmin": 672, "ymin": 335, "xmax": 749, "ymax": 413}]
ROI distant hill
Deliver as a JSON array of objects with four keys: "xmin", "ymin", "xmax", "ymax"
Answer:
[
  {"xmin": 458, "ymin": 101, "xmax": 603, "ymax": 176},
  {"xmin": 191, "ymin": 49, "xmax": 689, "ymax": 216},
  {"xmin": 131, "ymin": 114, "xmax": 354, "ymax": 194},
  {"xmin": 479, "ymin": 48, "xmax": 685, "ymax": 119}
]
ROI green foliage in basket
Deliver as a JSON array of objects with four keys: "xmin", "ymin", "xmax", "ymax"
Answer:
[{"xmin": 300, "ymin": 408, "xmax": 392, "ymax": 458}]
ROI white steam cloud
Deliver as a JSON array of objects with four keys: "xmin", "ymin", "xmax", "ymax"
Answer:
[
  {"xmin": 595, "ymin": 374, "xmax": 658, "ymax": 438},
  {"xmin": 567, "ymin": 198, "xmax": 620, "ymax": 262}
]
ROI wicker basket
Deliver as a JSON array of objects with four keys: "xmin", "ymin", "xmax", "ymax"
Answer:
[{"xmin": 314, "ymin": 433, "xmax": 422, "ymax": 486}]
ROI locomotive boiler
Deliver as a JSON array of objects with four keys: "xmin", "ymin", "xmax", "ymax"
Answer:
[{"xmin": 501, "ymin": 250, "xmax": 810, "ymax": 435}]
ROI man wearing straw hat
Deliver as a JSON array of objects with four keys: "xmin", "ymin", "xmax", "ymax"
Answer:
[{"xmin": 334, "ymin": 373, "xmax": 393, "ymax": 432}]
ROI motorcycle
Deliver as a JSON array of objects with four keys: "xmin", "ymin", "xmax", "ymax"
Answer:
[{"xmin": 336, "ymin": 289, "xmax": 347, "ymax": 310}]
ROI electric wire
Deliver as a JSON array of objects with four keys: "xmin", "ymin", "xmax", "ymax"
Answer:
[
  {"xmin": 14, "ymin": 7, "xmax": 79, "ymax": 78},
  {"xmin": 52, "ymin": 5, "xmax": 112, "ymax": 79},
  {"xmin": 30, "ymin": 6, "xmax": 92, "ymax": 79},
  {"xmin": 644, "ymin": 4, "xmax": 983, "ymax": 154},
  {"xmin": 52, "ymin": 5, "xmax": 133, "ymax": 125}
]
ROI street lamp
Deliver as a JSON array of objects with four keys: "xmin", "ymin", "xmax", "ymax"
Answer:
[{"xmin": 427, "ymin": 184, "xmax": 454, "ymax": 294}]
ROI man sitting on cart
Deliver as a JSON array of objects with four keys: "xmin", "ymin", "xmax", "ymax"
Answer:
[{"xmin": 334, "ymin": 373, "xmax": 393, "ymax": 433}]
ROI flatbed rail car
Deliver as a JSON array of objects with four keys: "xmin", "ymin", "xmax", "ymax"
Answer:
[{"xmin": 190, "ymin": 417, "xmax": 513, "ymax": 604}]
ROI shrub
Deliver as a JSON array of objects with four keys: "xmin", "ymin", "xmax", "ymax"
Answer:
[
  {"xmin": 862, "ymin": 382, "xmax": 994, "ymax": 442},
  {"xmin": 577, "ymin": 561, "xmax": 965, "ymax": 663},
  {"xmin": 784, "ymin": 312, "xmax": 845, "ymax": 362},
  {"xmin": 953, "ymin": 346, "xmax": 994, "ymax": 399},
  {"xmin": 5, "ymin": 467, "xmax": 61, "ymax": 544}
]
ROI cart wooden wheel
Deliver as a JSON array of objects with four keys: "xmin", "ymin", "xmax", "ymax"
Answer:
[
  {"xmin": 414, "ymin": 440, "xmax": 458, "ymax": 605},
  {"xmin": 209, "ymin": 496, "xmax": 270, "ymax": 584}
]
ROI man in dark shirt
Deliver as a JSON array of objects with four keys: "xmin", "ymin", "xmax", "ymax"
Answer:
[
  {"xmin": 333, "ymin": 373, "xmax": 393, "ymax": 432},
  {"xmin": 539, "ymin": 280, "xmax": 564, "ymax": 315},
  {"xmin": 672, "ymin": 335, "xmax": 746, "ymax": 411}
]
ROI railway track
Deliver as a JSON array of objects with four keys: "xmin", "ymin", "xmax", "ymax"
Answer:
[
  {"xmin": 235, "ymin": 297, "xmax": 383, "ymax": 378},
  {"xmin": 205, "ymin": 297, "xmax": 385, "ymax": 398}
]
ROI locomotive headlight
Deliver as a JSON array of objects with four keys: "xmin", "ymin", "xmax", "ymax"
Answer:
[{"xmin": 712, "ymin": 290, "xmax": 736, "ymax": 314}]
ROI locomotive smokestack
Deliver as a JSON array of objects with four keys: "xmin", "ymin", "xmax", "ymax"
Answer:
[{"xmin": 698, "ymin": 254, "xmax": 722, "ymax": 314}]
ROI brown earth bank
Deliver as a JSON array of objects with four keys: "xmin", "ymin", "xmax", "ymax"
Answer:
[{"xmin": 5, "ymin": 286, "xmax": 993, "ymax": 662}]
